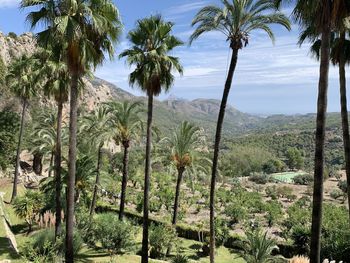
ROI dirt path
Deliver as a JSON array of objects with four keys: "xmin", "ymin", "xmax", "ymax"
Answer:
[{"xmin": 0, "ymin": 192, "xmax": 18, "ymax": 254}]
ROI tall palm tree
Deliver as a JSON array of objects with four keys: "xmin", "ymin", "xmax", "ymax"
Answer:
[
  {"xmin": 300, "ymin": 26, "xmax": 350, "ymax": 221},
  {"xmin": 6, "ymin": 54, "xmax": 40, "ymax": 203},
  {"xmin": 22, "ymin": 1, "xmax": 122, "ymax": 261},
  {"xmin": 81, "ymin": 106, "xmax": 112, "ymax": 218},
  {"xmin": 190, "ymin": 1, "xmax": 290, "ymax": 261},
  {"xmin": 166, "ymin": 121, "xmax": 202, "ymax": 226},
  {"xmin": 105, "ymin": 101, "xmax": 143, "ymax": 221},
  {"xmin": 37, "ymin": 47, "xmax": 70, "ymax": 239},
  {"xmin": 119, "ymin": 15, "xmax": 183, "ymax": 263},
  {"xmin": 287, "ymin": 1, "xmax": 349, "ymax": 261}
]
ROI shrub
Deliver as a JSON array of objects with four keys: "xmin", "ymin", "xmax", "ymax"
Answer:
[
  {"xmin": 321, "ymin": 204, "xmax": 350, "ymax": 261},
  {"xmin": 265, "ymin": 185, "xmax": 278, "ymax": 200},
  {"xmin": 7, "ymin": 32, "xmax": 17, "ymax": 38},
  {"xmin": 94, "ymin": 213, "xmax": 135, "ymax": 255},
  {"xmin": 13, "ymin": 190, "xmax": 44, "ymax": 232},
  {"xmin": 293, "ymin": 174, "xmax": 313, "ymax": 185},
  {"xmin": 215, "ymin": 217, "xmax": 230, "ymax": 247},
  {"xmin": 290, "ymin": 224, "xmax": 310, "ymax": 255},
  {"xmin": 249, "ymin": 173, "xmax": 270, "ymax": 184},
  {"xmin": 75, "ymin": 209, "xmax": 96, "ymax": 247},
  {"xmin": 276, "ymin": 186, "xmax": 293, "ymax": 198},
  {"xmin": 264, "ymin": 201, "xmax": 282, "ymax": 227},
  {"xmin": 225, "ymin": 202, "xmax": 247, "ymax": 224},
  {"xmin": 149, "ymin": 224, "xmax": 177, "ymax": 259},
  {"xmin": 171, "ymin": 254, "xmax": 189, "ymax": 263},
  {"xmin": 337, "ymin": 180, "xmax": 347, "ymax": 194},
  {"xmin": 0, "ymin": 110, "xmax": 19, "ymax": 170},
  {"xmin": 21, "ymin": 229, "xmax": 62, "ymax": 262},
  {"xmin": 330, "ymin": 189, "xmax": 343, "ymax": 200}
]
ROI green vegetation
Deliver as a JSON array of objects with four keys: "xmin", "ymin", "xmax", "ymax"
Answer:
[{"xmin": 0, "ymin": 1, "xmax": 349, "ymax": 263}]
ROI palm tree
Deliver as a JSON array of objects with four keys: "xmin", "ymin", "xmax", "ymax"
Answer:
[
  {"xmin": 81, "ymin": 106, "xmax": 112, "ymax": 217},
  {"xmin": 286, "ymin": 2, "xmax": 349, "ymax": 261},
  {"xmin": 6, "ymin": 54, "xmax": 40, "ymax": 203},
  {"xmin": 190, "ymin": 1, "xmax": 290, "ymax": 261},
  {"xmin": 37, "ymin": 47, "xmax": 70, "ymax": 239},
  {"xmin": 105, "ymin": 101, "xmax": 143, "ymax": 221},
  {"xmin": 165, "ymin": 121, "xmax": 203, "ymax": 226},
  {"xmin": 234, "ymin": 230, "xmax": 282, "ymax": 263},
  {"xmin": 119, "ymin": 15, "xmax": 183, "ymax": 263},
  {"xmin": 22, "ymin": 1, "xmax": 122, "ymax": 260},
  {"xmin": 300, "ymin": 26, "xmax": 350, "ymax": 221}
]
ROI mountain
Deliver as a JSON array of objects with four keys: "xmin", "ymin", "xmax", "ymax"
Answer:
[
  {"xmin": 0, "ymin": 32, "xmax": 344, "ymax": 138},
  {"xmin": 86, "ymin": 77, "xmax": 262, "ymax": 136}
]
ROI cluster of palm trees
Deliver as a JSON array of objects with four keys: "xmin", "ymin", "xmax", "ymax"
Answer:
[{"xmin": 4, "ymin": 0, "xmax": 350, "ymax": 263}]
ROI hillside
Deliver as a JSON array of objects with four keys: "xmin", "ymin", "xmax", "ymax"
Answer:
[{"xmin": 0, "ymin": 32, "xmax": 345, "ymax": 137}]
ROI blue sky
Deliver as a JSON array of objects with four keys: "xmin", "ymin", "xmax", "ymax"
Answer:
[{"xmin": 0, "ymin": 0, "xmax": 348, "ymax": 115}]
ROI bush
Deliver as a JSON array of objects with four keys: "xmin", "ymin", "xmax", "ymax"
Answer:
[
  {"xmin": 75, "ymin": 209, "xmax": 96, "ymax": 247},
  {"xmin": 293, "ymin": 174, "xmax": 313, "ymax": 185},
  {"xmin": 291, "ymin": 224, "xmax": 310, "ymax": 255},
  {"xmin": 13, "ymin": 190, "xmax": 44, "ymax": 232},
  {"xmin": 224, "ymin": 202, "xmax": 247, "ymax": 224},
  {"xmin": 321, "ymin": 204, "xmax": 350, "ymax": 261},
  {"xmin": 94, "ymin": 213, "xmax": 135, "ymax": 255},
  {"xmin": 215, "ymin": 217, "xmax": 230, "ymax": 247},
  {"xmin": 249, "ymin": 173, "xmax": 270, "ymax": 184},
  {"xmin": 0, "ymin": 110, "xmax": 20, "ymax": 170},
  {"xmin": 264, "ymin": 200, "xmax": 282, "ymax": 227},
  {"xmin": 265, "ymin": 185, "xmax": 278, "ymax": 200},
  {"xmin": 262, "ymin": 159, "xmax": 285, "ymax": 174},
  {"xmin": 149, "ymin": 224, "xmax": 177, "ymax": 259},
  {"xmin": 330, "ymin": 189, "xmax": 343, "ymax": 200},
  {"xmin": 21, "ymin": 229, "xmax": 62, "ymax": 262},
  {"xmin": 171, "ymin": 254, "xmax": 189, "ymax": 263},
  {"xmin": 7, "ymin": 32, "xmax": 17, "ymax": 38},
  {"xmin": 337, "ymin": 180, "xmax": 348, "ymax": 194}
]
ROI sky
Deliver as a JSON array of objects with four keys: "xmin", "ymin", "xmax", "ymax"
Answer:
[{"xmin": 0, "ymin": 0, "xmax": 348, "ymax": 115}]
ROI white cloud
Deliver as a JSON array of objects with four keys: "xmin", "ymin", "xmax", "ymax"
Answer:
[
  {"xmin": 0, "ymin": 0, "xmax": 19, "ymax": 8},
  {"xmin": 164, "ymin": 1, "xmax": 209, "ymax": 16}
]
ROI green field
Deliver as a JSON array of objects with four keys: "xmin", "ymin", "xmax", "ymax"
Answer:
[{"xmin": 271, "ymin": 171, "xmax": 307, "ymax": 183}]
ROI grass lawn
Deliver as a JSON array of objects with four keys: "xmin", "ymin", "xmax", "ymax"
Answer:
[{"xmin": 271, "ymin": 171, "xmax": 307, "ymax": 183}]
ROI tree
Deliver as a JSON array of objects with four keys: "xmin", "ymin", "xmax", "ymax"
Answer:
[
  {"xmin": 287, "ymin": 1, "xmax": 349, "ymax": 261},
  {"xmin": 190, "ymin": 1, "xmax": 290, "ymax": 261},
  {"xmin": 6, "ymin": 54, "xmax": 40, "ymax": 203},
  {"xmin": 285, "ymin": 147, "xmax": 304, "ymax": 170},
  {"xmin": 82, "ymin": 106, "xmax": 112, "ymax": 218},
  {"xmin": 300, "ymin": 21, "xmax": 350, "ymax": 221},
  {"xmin": 105, "ymin": 101, "xmax": 143, "ymax": 220},
  {"xmin": 37, "ymin": 48, "xmax": 70, "ymax": 238},
  {"xmin": 21, "ymin": 1, "xmax": 122, "ymax": 261},
  {"xmin": 166, "ymin": 121, "xmax": 202, "ymax": 225},
  {"xmin": 120, "ymin": 15, "xmax": 183, "ymax": 263}
]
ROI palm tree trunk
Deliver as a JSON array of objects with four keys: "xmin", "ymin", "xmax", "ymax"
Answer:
[
  {"xmin": 55, "ymin": 100, "xmax": 63, "ymax": 240},
  {"xmin": 49, "ymin": 151, "xmax": 54, "ymax": 177},
  {"xmin": 90, "ymin": 144, "xmax": 103, "ymax": 217},
  {"xmin": 172, "ymin": 166, "xmax": 185, "ymax": 225},
  {"xmin": 65, "ymin": 74, "xmax": 79, "ymax": 263},
  {"xmin": 309, "ymin": 21, "xmax": 331, "ymax": 263},
  {"xmin": 119, "ymin": 140, "xmax": 130, "ymax": 221},
  {"xmin": 209, "ymin": 47, "xmax": 238, "ymax": 263},
  {"xmin": 11, "ymin": 99, "xmax": 27, "ymax": 203},
  {"xmin": 33, "ymin": 152, "xmax": 43, "ymax": 175},
  {"xmin": 338, "ymin": 31, "xmax": 350, "ymax": 221},
  {"xmin": 142, "ymin": 93, "xmax": 153, "ymax": 263}
]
